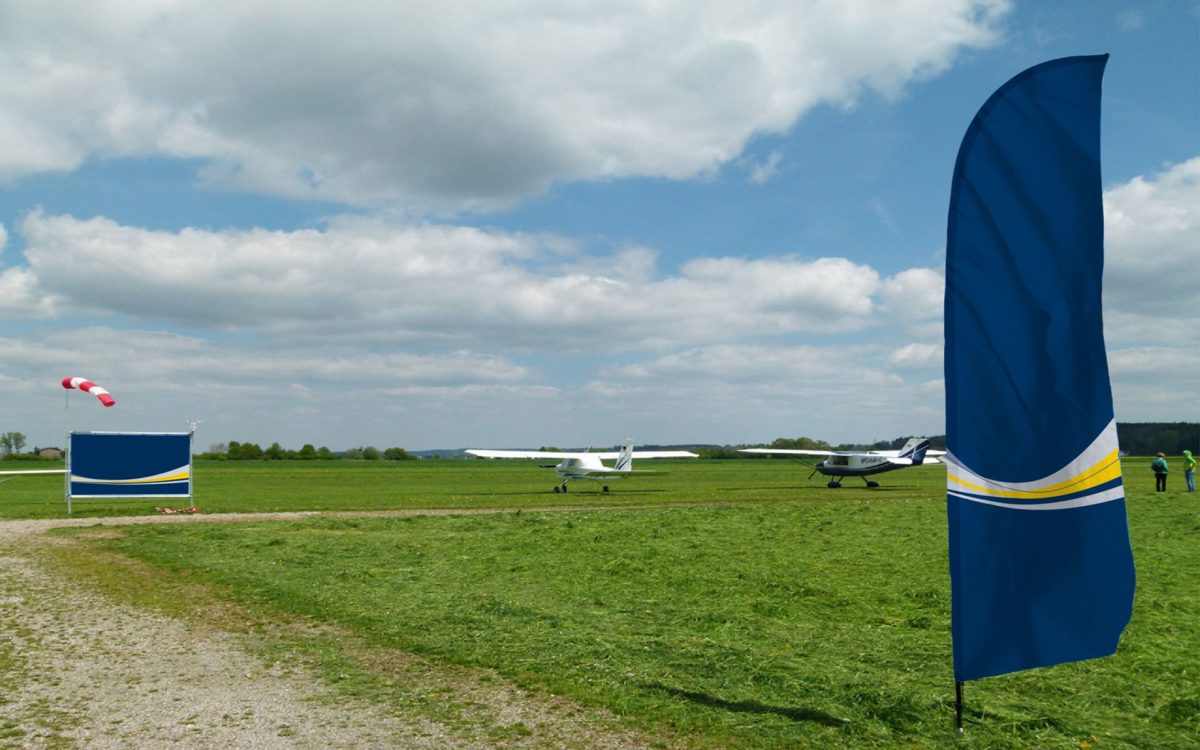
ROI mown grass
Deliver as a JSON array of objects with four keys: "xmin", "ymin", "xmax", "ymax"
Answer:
[
  {"xmin": 0, "ymin": 457, "xmax": 938, "ymax": 519},
  {"xmin": 47, "ymin": 458, "xmax": 1200, "ymax": 749}
]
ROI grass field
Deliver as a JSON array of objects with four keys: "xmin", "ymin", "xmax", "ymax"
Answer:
[
  {"xmin": 0, "ymin": 457, "xmax": 946, "ymax": 519},
  {"xmin": 7, "ymin": 458, "xmax": 1199, "ymax": 747}
]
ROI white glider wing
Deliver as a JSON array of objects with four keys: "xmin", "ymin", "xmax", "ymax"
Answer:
[
  {"xmin": 466, "ymin": 449, "xmax": 698, "ymax": 460},
  {"xmin": 740, "ymin": 446, "xmax": 945, "ymax": 465},
  {"xmin": 466, "ymin": 449, "xmax": 582, "ymax": 459},
  {"xmin": 739, "ymin": 448, "xmax": 837, "ymax": 456}
]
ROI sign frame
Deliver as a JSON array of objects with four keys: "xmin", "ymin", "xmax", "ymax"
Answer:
[{"xmin": 66, "ymin": 431, "xmax": 194, "ymax": 513}]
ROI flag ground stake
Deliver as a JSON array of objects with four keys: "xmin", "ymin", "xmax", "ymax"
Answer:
[{"xmin": 955, "ymin": 681, "xmax": 964, "ymax": 735}]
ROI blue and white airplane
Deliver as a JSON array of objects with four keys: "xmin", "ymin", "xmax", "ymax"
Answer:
[
  {"xmin": 739, "ymin": 437, "xmax": 944, "ymax": 488},
  {"xmin": 466, "ymin": 439, "xmax": 697, "ymax": 493}
]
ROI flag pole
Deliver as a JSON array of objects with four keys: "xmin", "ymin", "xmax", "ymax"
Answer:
[{"xmin": 955, "ymin": 681, "xmax": 964, "ymax": 734}]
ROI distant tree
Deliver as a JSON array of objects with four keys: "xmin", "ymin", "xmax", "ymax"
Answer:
[
  {"xmin": 196, "ymin": 443, "xmax": 227, "ymax": 460},
  {"xmin": 538, "ymin": 446, "xmax": 560, "ymax": 452},
  {"xmin": 361, "ymin": 446, "xmax": 381, "ymax": 461},
  {"xmin": 383, "ymin": 447, "xmax": 414, "ymax": 461},
  {"xmin": 265, "ymin": 442, "xmax": 286, "ymax": 460},
  {"xmin": 0, "ymin": 432, "xmax": 27, "ymax": 456},
  {"xmin": 767, "ymin": 437, "xmax": 831, "ymax": 451},
  {"xmin": 297, "ymin": 444, "xmax": 317, "ymax": 460},
  {"xmin": 317, "ymin": 446, "xmax": 335, "ymax": 460},
  {"xmin": 228, "ymin": 441, "xmax": 263, "ymax": 460},
  {"xmin": 697, "ymin": 446, "xmax": 742, "ymax": 459},
  {"xmin": 344, "ymin": 447, "xmax": 364, "ymax": 460},
  {"xmin": 1107, "ymin": 423, "xmax": 1198, "ymax": 455}
]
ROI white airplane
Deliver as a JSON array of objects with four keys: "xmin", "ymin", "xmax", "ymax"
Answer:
[
  {"xmin": 466, "ymin": 439, "xmax": 698, "ymax": 493},
  {"xmin": 739, "ymin": 437, "xmax": 945, "ymax": 488}
]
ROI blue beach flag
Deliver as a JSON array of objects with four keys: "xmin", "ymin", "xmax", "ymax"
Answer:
[{"xmin": 944, "ymin": 55, "xmax": 1135, "ymax": 684}]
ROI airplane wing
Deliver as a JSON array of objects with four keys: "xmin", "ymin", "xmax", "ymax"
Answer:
[
  {"xmin": 575, "ymin": 467, "xmax": 665, "ymax": 476},
  {"xmin": 865, "ymin": 449, "xmax": 946, "ymax": 457},
  {"xmin": 0, "ymin": 469, "xmax": 67, "ymax": 475},
  {"xmin": 465, "ymin": 449, "xmax": 584, "ymax": 459},
  {"xmin": 741, "ymin": 447, "xmax": 947, "ymax": 459},
  {"xmin": 466, "ymin": 449, "xmax": 698, "ymax": 460},
  {"xmin": 738, "ymin": 448, "xmax": 837, "ymax": 456},
  {"xmin": 579, "ymin": 450, "xmax": 698, "ymax": 459},
  {"xmin": 882, "ymin": 456, "xmax": 948, "ymax": 466}
]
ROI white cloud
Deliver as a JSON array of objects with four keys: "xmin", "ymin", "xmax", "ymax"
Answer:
[
  {"xmin": 869, "ymin": 198, "xmax": 902, "ymax": 237},
  {"xmin": 2, "ymin": 210, "xmax": 958, "ymax": 447},
  {"xmin": 0, "ymin": 1, "xmax": 1009, "ymax": 210},
  {"xmin": 748, "ymin": 151, "xmax": 783, "ymax": 184},
  {"xmin": 587, "ymin": 343, "xmax": 943, "ymax": 444},
  {"xmin": 0, "ymin": 327, "xmax": 546, "ymax": 450},
  {"xmin": 1108, "ymin": 346, "xmax": 1200, "ymax": 421},
  {"xmin": 879, "ymin": 267, "xmax": 944, "ymax": 321},
  {"xmin": 888, "ymin": 342, "xmax": 943, "ymax": 370},
  {"xmin": 1103, "ymin": 158, "xmax": 1200, "ymax": 345},
  {"xmin": 0, "ymin": 267, "xmax": 61, "ymax": 319},
  {"xmin": 1116, "ymin": 10, "xmax": 1144, "ymax": 32},
  {"xmin": 13, "ymin": 212, "xmax": 941, "ymax": 352}
]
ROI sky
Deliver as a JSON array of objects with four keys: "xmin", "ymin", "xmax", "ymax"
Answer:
[{"xmin": 0, "ymin": 0, "xmax": 1197, "ymax": 452}]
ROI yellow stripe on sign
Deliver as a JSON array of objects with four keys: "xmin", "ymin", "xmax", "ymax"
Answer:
[
  {"xmin": 71, "ymin": 467, "xmax": 190, "ymax": 485},
  {"xmin": 949, "ymin": 450, "xmax": 1121, "ymax": 500}
]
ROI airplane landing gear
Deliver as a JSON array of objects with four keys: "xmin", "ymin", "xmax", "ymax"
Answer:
[
  {"xmin": 553, "ymin": 483, "xmax": 568, "ymax": 493},
  {"xmin": 602, "ymin": 485, "xmax": 610, "ymax": 492},
  {"xmin": 864, "ymin": 480, "xmax": 880, "ymax": 488},
  {"xmin": 827, "ymin": 480, "xmax": 842, "ymax": 488}
]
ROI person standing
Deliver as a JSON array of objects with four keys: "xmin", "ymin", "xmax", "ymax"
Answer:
[
  {"xmin": 1151, "ymin": 452, "xmax": 1168, "ymax": 492},
  {"xmin": 1184, "ymin": 450, "xmax": 1196, "ymax": 493}
]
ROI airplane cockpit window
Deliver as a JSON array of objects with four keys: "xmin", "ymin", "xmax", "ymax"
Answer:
[{"xmin": 828, "ymin": 455, "xmax": 849, "ymax": 466}]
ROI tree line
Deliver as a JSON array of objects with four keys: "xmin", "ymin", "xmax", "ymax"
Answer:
[
  {"xmin": 1114, "ymin": 423, "xmax": 1199, "ymax": 456},
  {"xmin": 701, "ymin": 424, "xmax": 1197, "ymax": 459},
  {"xmin": 197, "ymin": 441, "xmax": 415, "ymax": 461},
  {"xmin": 3, "ymin": 423, "xmax": 1194, "ymax": 461},
  {"xmin": 702, "ymin": 434, "xmax": 948, "ymax": 459}
]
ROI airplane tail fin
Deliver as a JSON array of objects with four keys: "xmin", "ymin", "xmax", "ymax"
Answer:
[
  {"xmin": 614, "ymin": 439, "xmax": 634, "ymax": 471},
  {"xmin": 898, "ymin": 438, "xmax": 931, "ymax": 465}
]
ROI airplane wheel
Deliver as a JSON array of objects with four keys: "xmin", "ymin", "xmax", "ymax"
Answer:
[
  {"xmin": 553, "ymin": 486, "xmax": 560, "ymax": 493},
  {"xmin": 562, "ymin": 484, "xmax": 568, "ymax": 493},
  {"xmin": 602, "ymin": 485, "xmax": 609, "ymax": 492},
  {"xmin": 827, "ymin": 481, "xmax": 841, "ymax": 488},
  {"xmin": 866, "ymin": 481, "xmax": 880, "ymax": 489}
]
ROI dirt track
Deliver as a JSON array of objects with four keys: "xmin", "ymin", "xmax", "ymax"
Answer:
[{"xmin": 0, "ymin": 512, "xmax": 661, "ymax": 749}]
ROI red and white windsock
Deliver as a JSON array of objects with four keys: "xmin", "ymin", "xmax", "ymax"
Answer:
[{"xmin": 61, "ymin": 377, "xmax": 116, "ymax": 407}]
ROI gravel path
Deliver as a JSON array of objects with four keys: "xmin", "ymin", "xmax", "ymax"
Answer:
[{"xmin": 0, "ymin": 514, "xmax": 663, "ymax": 749}]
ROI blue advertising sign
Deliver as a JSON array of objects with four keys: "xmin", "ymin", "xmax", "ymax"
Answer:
[{"xmin": 68, "ymin": 432, "xmax": 193, "ymax": 499}]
